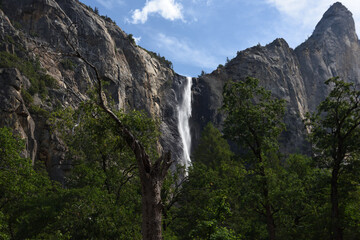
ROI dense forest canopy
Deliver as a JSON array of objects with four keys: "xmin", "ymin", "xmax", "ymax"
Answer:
[{"xmin": 1, "ymin": 77, "xmax": 360, "ymax": 239}]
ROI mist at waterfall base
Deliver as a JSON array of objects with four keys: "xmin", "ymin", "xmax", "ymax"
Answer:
[{"xmin": 177, "ymin": 76, "xmax": 192, "ymax": 170}]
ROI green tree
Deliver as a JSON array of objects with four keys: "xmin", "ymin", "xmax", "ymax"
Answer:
[
  {"xmin": 50, "ymin": 100, "xmax": 165, "ymax": 239},
  {"xmin": 0, "ymin": 127, "xmax": 65, "ymax": 239},
  {"xmin": 128, "ymin": 34, "xmax": 136, "ymax": 45},
  {"xmin": 305, "ymin": 77, "xmax": 360, "ymax": 240},
  {"xmin": 94, "ymin": 6, "xmax": 99, "ymax": 14},
  {"xmin": 170, "ymin": 123, "xmax": 242, "ymax": 240},
  {"xmin": 275, "ymin": 154, "xmax": 330, "ymax": 239},
  {"xmin": 222, "ymin": 77, "xmax": 285, "ymax": 240},
  {"xmin": 64, "ymin": 31, "xmax": 173, "ymax": 239},
  {"xmin": 193, "ymin": 122, "xmax": 233, "ymax": 169}
]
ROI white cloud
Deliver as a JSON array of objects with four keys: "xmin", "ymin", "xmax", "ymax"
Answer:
[
  {"xmin": 265, "ymin": 0, "xmax": 360, "ymax": 34},
  {"xmin": 130, "ymin": 0, "xmax": 184, "ymax": 24},
  {"xmin": 156, "ymin": 33, "xmax": 218, "ymax": 69},
  {"xmin": 134, "ymin": 36, "xmax": 142, "ymax": 44}
]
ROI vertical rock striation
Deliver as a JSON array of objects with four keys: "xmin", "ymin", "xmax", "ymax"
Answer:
[
  {"xmin": 0, "ymin": 1, "xmax": 359, "ymax": 176},
  {"xmin": 295, "ymin": 2, "xmax": 360, "ymax": 112},
  {"xmin": 191, "ymin": 2, "xmax": 360, "ymax": 155},
  {"xmin": 0, "ymin": 0, "xmax": 187, "ymax": 180}
]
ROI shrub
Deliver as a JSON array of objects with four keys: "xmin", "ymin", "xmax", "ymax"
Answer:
[
  {"xmin": 128, "ymin": 34, "xmax": 136, "ymax": 45},
  {"xmin": 61, "ymin": 58, "xmax": 75, "ymax": 71},
  {"xmin": 29, "ymin": 105, "xmax": 50, "ymax": 118},
  {"xmin": 5, "ymin": 35, "xmax": 15, "ymax": 44},
  {"xmin": 21, "ymin": 89, "xmax": 34, "ymax": 105},
  {"xmin": 0, "ymin": 51, "xmax": 58, "ymax": 98},
  {"xmin": 139, "ymin": 47, "xmax": 173, "ymax": 69},
  {"xmin": 12, "ymin": 21, "xmax": 22, "ymax": 30}
]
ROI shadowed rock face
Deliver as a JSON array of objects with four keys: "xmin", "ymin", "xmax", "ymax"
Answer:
[
  {"xmin": 191, "ymin": 2, "xmax": 360, "ymax": 155},
  {"xmin": 0, "ymin": 0, "xmax": 188, "ymax": 181},
  {"xmin": 0, "ymin": 68, "xmax": 37, "ymax": 162},
  {"xmin": 191, "ymin": 39, "xmax": 309, "ymax": 154},
  {"xmin": 0, "ymin": 1, "xmax": 358, "ymax": 178}
]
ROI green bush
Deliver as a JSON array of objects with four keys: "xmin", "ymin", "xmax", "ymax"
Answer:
[
  {"xmin": 60, "ymin": 58, "xmax": 75, "ymax": 71},
  {"xmin": 139, "ymin": 47, "xmax": 173, "ymax": 69},
  {"xmin": 0, "ymin": 51, "xmax": 58, "ymax": 98},
  {"xmin": 100, "ymin": 15, "xmax": 114, "ymax": 23},
  {"xmin": 21, "ymin": 89, "xmax": 34, "ymax": 105},
  {"xmin": 5, "ymin": 35, "xmax": 15, "ymax": 44},
  {"xmin": 94, "ymin": 7, "xmax": 99, "ymax": 15},
  {"xmin": 29, "ymin": 31, "xmax": 39, "ymax": 37},
  {"xmin": 29, "ymin": 105, "xmax": 50, "ymax": 118},
  {"xmin": 41, "ymin": 74, "xmax": 58, "ymax": 88},
  {"xmin": 11, "ymin": 21, "xmax": 22, "ymax": 30},
  {"xmin": 128, "ymin": 34, "xmax": 136, "ymax": 45}
]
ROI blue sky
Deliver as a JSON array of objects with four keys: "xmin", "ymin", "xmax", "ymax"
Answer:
[{"xmin": 80, "ymin": 0, "xmax": 360, "ymax": 77}]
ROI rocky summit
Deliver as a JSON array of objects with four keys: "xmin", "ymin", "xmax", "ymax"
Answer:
[
  {"xmin": 0, "ymin": 1, "xmax": 359, "ymax": 179},
  {"xmin": 191, "ymin": 2, "xmax": 360, "ymax": 155}
]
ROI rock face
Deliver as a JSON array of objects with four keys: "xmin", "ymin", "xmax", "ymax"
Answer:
[
  {"xmin": 295, "ymin": 2, "xmax": 360, "ymax": 112},
  {"xmin": 191, "ymin": 2, "xmax": 360, "ymax": 155},
  {"xmin": 0, "ymin": 1, "xmax": 359, "ymax": 178},
  {"xmin": 0, "ymin": 68, "xmax": 37, "ymax": 162},
  {"xmin": 0, "ymin": 0, "xmax": 188, "ymax": 181}
]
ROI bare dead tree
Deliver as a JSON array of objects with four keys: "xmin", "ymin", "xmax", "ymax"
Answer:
[{"xmin": 64, "ymin": 23, "xmax": 173, "ymax": 240}]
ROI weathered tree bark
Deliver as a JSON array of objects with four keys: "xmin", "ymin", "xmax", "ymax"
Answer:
[
  {"xmin": 140, "ymin": 166, "xmax": 164, "ymax": 240},
  {"xmin": 330, "ymin": 134, "xmax": 345, "ymax": 240},
  {"xmin": 265, "ymin": 203, "xmax": 276, "ymax": 240},
  {"xmin": 331, "ymin": 165, "xmax": 342, "ymax": 240},
  {"xmin": 330, "ymin": 150, "xmax": 343, "ymax": 240},
  {"xmin": 141, "ymin": 180, "xmax": 162, "ymax": 239},
  {"xmin": 64, "ymin": 26, "xmax": 173, "ymax": 240},
  {"xmin": 260, "ymin": 165, "xmax": 276, "ymax": 240}
]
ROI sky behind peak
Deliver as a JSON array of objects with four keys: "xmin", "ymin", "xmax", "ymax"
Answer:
[{"xmin": 84, "ymin": 0, "xmax": 360, "ymax": 77}]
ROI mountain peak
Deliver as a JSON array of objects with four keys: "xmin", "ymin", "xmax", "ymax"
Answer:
[
  {"xmin": 312, "ymin": 2, "xmax": 356, "ymax": 39},
  {"xmin": 325, "ymin": 2, "xmax": 350, "ymax": 16}
]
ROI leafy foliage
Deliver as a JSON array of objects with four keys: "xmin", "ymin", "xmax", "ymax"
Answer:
[
  {"xmin": 220, "ymin": 77, "xmax": 329, "ymax": 240},
  {"xmin": 0, "ymin": 51, "xmax": 57, "ymax": 98},
  {"xmin": 0, "ymin": 127, "xmax": 62, "ymax": 239},
  {"xmin": 48, "ymin": 100, "xmax": 164, "ymax": 238},
  {"xmin": 222, "ymin": 77, "xmax": 285, "ymax": 155},
  {"xmin": 128, "ymin": 34, "xmax": 136, "ymax": 45},
  {"xmin": 193, "ymin": 122, "xmax": 233, "ymax": 168},
  {"xmin": 170, "ymin": 123, "xmax": 243, "ymax": 240},
  {"xmin": 2, "ymin": 75, "xmax": 360, "ymax": 239},
  {"xmin": 305, "ymin": 77, "xmax": 360, "ymax": 239},
  {"xmin": 60, "ymin": 58, "xmax": 75, "ymax": 71}
]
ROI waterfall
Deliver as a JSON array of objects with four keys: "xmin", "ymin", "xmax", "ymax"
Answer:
[{"xmin": 178, "ymin": 76, "xmax": 192, "ymax": 170}]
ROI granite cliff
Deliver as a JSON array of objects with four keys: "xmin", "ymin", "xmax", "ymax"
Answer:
[
  {"xmin": 0, "ymin": 1, "xmax": 358, "ymax": 179},
  {"xmin": 191, "ymin": 2, "xmax": 360, "ymax": 155},
  {"xmin": 0, "ymin": 0, "xmax": 188, "ymax": 181}
]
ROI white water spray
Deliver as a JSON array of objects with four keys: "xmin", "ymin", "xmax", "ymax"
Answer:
[{"xmin": 177, "ymin": 76, "xmax": 192, "ymax": 170}]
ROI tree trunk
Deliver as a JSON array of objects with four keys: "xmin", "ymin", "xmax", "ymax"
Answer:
[
  {"xmin": 331, "ymin": 164, "xmax": 342, "ymax": 240},
  {"xmin": 265, "ymin": 203, "xmax": 276, "ymax": 240},
  {"xmin": 141, "ymin": 175, "xmax": 163, "ymax": 240},
  {"xmin": 260, "ymin": 165, "xmax": 276, "ymax": 240},
  {"xmin": 63, "ymin": 34, "xmax": 173, "ymax": 240}
]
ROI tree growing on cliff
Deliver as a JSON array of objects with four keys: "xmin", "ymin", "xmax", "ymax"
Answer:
[{"xmin": 305, "ymin": 77, "xmax": 360, "ymax": 240}]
